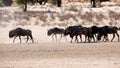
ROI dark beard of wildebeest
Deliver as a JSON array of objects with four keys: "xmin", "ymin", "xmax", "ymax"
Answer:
[
  {"xmin": 97, "ymin": 26, "xmax": 119, "ymax": 42},
  {"xmin": 47, "ymin": 27, "xmax": 66, "ymax": 42},
  {"xmin": 91, "ymin": 0, "xmax": 110, "ymax": 7},
  {"xmin": 64, "ymin": 25, "xmax": 93, "ymax": 43},
  {"xmin": 9, "ymin": 28, "xmax": 34, "ymax": 43}
]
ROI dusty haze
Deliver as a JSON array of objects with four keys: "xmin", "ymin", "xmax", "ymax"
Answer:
[{"xmin": 0, "ymin": 4, "xmax": 120, "ymax": 68}]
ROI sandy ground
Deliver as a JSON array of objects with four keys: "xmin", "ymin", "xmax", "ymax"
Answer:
[{"xmin": 0, "ymin": 26, "xmax": 120, "ymax": 68}]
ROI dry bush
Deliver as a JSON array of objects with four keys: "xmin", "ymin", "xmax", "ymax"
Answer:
[
  {"xmin": 63, "ymin": 0, "xmax": 120, "ymax": 2},
  {"xmin": 15, "ymin": 20, "xmax": 30, "ymax": 26},
  {"xmin": 108, "ymin": 10, "xmax": 120, "ymax": 25},
  {"xmin": 63, "ymin": 0, "xmax": 89, "ymax": 3},
  {"xmin": 22, "ymin": 11, "xmax": 48, "ymax": 22},
  {"xmin": 109, "ymin": 10, "xmax": 120, "ymax": 21},
  {"xmin": 0, "ymin": 23, "xmax": 2, "ymax": 27},
  {"xmin": 63, "ymin": 0, "xmax": 120, "ymax": 7},
  {"xmin": 81, "ymin": 12, "xmax": 93, "ymax": 22},
  {"xmin": 68, "ymin": 5, "xmax": 78, "ymax": 11},
  {"xmin": 14, "ymin": 11, "xmax": 49, "ymax": 26},
  {"xmin": 58, "ymin": 13, "xmax": 72, "ymax": 21},
  {"xmin": 109, "ymin": 22, "xmax": 113, "ymax": 25},
  {"xmin": 58, "ymin": 13, "xmax": 75, "ymax": 21},
  {"xmin": 96, "ymin": 13, "xmax": 106, "ymax": 22},
  {"xmin": 50, "ymin": 14, "xmax": 55, "ymax": 20},
  {"xmin": 37, "ymin": 14, "xmax": 48, "ymax": 22},
  {"xmin": 93, "ymin": 22, "xmax": 100, "ymax": 25},
  {"xmin": 81, "ymin": 21, "xmax": 85, "ymax": 25},
  {"xmin": 22, "ymin": 15, "xmax": 30, "ymax": 21}
]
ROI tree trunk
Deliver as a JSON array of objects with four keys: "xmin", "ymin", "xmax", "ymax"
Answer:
[
  {"xmin": 57, "ymin": 0, "xmax": 61, "ymax": 7},
  {"xmin": 23, "ymin": 3, "xmax": 27, "ymax": 11},
  {"xmin": 91, "ymin": 0, "xmax": 96, "ymax": 7},
  {"xmin": 43, "ymin": 0, "xmax": 48, "ymax": 5}
]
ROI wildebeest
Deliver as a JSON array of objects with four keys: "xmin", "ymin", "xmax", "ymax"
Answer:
[
  {"xmin": 91, "ymin": 0, "xmax": 110, "ymax": 7},
  {"xmin": 97, "ymin": 26, "xmax": 119, "ymax": 42},
  {"xmin": 9, "ymin": 28, "xmax": 34, "ymax": 43},
  {"xmin": 86, "ymin": 27, "xmax": 94, "ymax": 42},
  {"xmin": 64, "ymin": 25, "xmax": 92, "ymax": 43},
  {"xmin": 64, "ymin": 25, "xmax": 82, "ymax": 43},
  {"xmin": 76, "ymin": 27, "xmax": 92, "ymax": 43},
  {"xmin": 90, "ymin": 25, "xmax": 102, "ymax": 42},
  {"xmin": 47, "ymin": 27, "xmax": 66, "ymax": 42}
]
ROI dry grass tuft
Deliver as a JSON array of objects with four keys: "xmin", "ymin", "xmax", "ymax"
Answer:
[
  {"xmin": 58, "ymin": 13, "xmax": 75, "ymax": 21},
  {"xmin": 96, "ymin": 13, "xmax": 106, "ymax": 22},
  {"xmin": 81, "ymin": 12, "xmax": 93, "ymax": 22},
  {"xmin": 37, "ymin": 15, "xmax": 48, "ymax": 22}
]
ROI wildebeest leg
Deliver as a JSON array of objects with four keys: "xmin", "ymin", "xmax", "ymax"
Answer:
[
  {"xmin": 105, "ymin": 36, "xmax": 109, "ymax": 42},
  {"xmin": 26, "ymin": 36, "xmax": 29, "ymax": 43},
  {"xmin": 70, "ymin": 36, "xmax": 74, "ymax": 43},
  {"xmin": 115, "ymin": 33, "xmax": 119, "ymax": 42},
  {"xmin": 75, "ymin": 36, "xmax": 79, "ymax": 43},
  {"xmin": 84, "ymin": 35, "xmax": 87, "ymax": 43},
  {"xmin": 13, "ymin": 36, "xmax": 17, "ymax": 43},
  {"xmin": 19, "ymin": 36, "xmax": 22, "ymax": 43},
  {"xmin": 30, "ymin": 35, "xmax": 34, "ymax": 43},
  {"xmin": 111, "ymin": 34, "xmax": 115, "ymax": 42},
  {"xmin": 92, "ymin": 35, "xmax": 96, "ymax": 42},
  {"xmin": 102, "ymin": 36, "xmax": 106, "ymax": 42},
  {"xmin": 104, "ymin": 34, "xmax": 109, "ymax": 42},
  {"xmin": 87, "ymin": 36, "xmax": 92, "ymax": 42},
  {"xmin": 102, "ymin": 36, "xmax": 105, "ymax": 42},
  {"xmin": 64, "ymin": 35, "xmax": 67, "ymax": 42},
  {"xmin": 59, "ymin": 34, "xmax": 62, "ymax": 42},
  {"xmin": 70, "ymin": 35, "xmax": 74, "ymax": 43},
  {"xmin": 70, "ymin": 38, "xmax": 73, "ymax": 43},
  {"xmin": 79, "ymin": 35, "xmax": 82, "ymax": 42},
  {"xmin": 55, "ymin": 34, "xmax": 57, "ymax": 42},
  {"xmin": 51, "ymin": 34, "xmax": 54, "ymax": 41}
]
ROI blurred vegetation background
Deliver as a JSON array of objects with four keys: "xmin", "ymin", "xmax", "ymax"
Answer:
[
  {"xmin": 0, "ymin": 0, "xmax": 13, "ymax": 6},
  {"xmin": 0, "ymin": 0, "xmax": 120, "ymax": 7}
]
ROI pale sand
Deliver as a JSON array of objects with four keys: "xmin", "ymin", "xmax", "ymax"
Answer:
[{"xmin": 0, "ymin": 26, "xmax": 120, "ymax": 68}]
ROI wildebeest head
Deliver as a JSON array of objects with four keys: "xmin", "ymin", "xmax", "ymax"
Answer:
[
  {"xmin": 9, "ymin": 30, "xmax": 16, "ymax": 38},
  {"xmin": 47, "ymin": 29, "xmax": 53, "ymax": 36},
  {"xmin": 64, "ymin": 27, "xmax": 72, "ymax": 36},
  {"xmin": 9, "ymin": 28, "xmax": 22, "ymax": 38}
]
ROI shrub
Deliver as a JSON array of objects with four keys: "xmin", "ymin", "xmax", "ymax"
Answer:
[
  {"xmin": 2, "ymin": 0, "xmax": 13, "ymax": 6},
  {"xmin": 68, "ymin": 5, "xmax": 78, "ymax": 11},
  {"xmin": 48, "ymin": 0, "xmax": 57, "ymax": 5}
]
